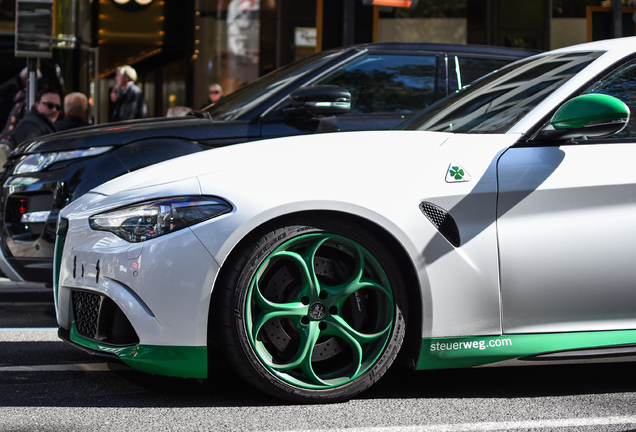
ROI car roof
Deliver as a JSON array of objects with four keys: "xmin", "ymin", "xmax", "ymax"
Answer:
[
  {"xmin": 338, "ymin": 41, "xmax": 541, "ymax": 57},
  {"xmin": 547, "ymin": 36, "xmax": 636, "ymax": 55}
]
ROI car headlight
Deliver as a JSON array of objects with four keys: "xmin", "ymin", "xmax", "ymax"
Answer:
[
  {"xmin": 89, "ymin": 196, "xmax": 233, "ymax": 243},
  {"xmin": 14, "ymin": 147, "xmax": 113, "ymax": 174}
]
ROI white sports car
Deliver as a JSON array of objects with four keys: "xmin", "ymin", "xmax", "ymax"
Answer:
[{"xmin": 55, "ymin": 37, "xmax": 636, "ymax": 403}]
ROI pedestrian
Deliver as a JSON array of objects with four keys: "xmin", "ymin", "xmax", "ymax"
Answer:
[
  {"xmin": 0, "ymin": 89, "xmax": 27, "ymax": 148},
  {"xmin": 200, "ymin": 83, "xmax": 223, "ymax": 109},
  {"xmin": 110, "ymin": 65, "xmax": 148, "ymax": 121},
  {"xmin": 55, "ymin": 92, "xmax": 89, "ymax": 131},
  {"xmin": 11, "ymin": 88, "xmax": 62, "ymax": 147},
  {"xmin": 0, "ymin": 67, "xmax": 29, "ymax": 128}
]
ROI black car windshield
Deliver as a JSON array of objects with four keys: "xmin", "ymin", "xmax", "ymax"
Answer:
[
  {"xmin": 206, "ymin": 50, "xmax": 344, "ymax": 121},
  {"xmin": 401, "ymin": 51, "xmax": 604, "ymax": 134}
]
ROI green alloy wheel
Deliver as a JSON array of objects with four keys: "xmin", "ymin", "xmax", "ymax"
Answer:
[{"xmin": 217, "ymin": 221, "xmax": 407, "ymax": 403}]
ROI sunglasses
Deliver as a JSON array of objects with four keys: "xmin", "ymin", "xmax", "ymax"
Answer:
[
  {"xmin": 210, "ymin": 91, "xmax": 220, "ymax": 95},
  {"xmin": 40, "ymin": 101, "xmax": 62, "ymax": 111}
]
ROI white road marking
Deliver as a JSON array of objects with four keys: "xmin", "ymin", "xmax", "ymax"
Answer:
[
  {"xmin": 0, "ymin": 327, "xmax": 60, "ymax": 342},
  {"xmin": 282, "ymin": 416, "xmax": 636, "ymax": 432}
]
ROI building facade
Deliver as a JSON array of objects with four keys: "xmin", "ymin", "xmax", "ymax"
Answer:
[{"xmin": 0, "ymin": 0, "xmax": 633, "ymax": 124}]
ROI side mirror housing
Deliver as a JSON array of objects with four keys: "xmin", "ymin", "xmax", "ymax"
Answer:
[
  {"xmin": 284, "ymin": 85, "xmax": 351, "ymax": 119},
  {"xmin": 539, "ymin": 94, "xmax": 629, "ymax": 140}
]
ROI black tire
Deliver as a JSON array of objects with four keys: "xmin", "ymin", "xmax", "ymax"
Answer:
[{"xmin": 215, "ymin": 218, "xmax": 407, "ymax": 403}]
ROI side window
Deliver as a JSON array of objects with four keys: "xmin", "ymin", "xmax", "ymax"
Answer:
[
  {"xmin": 315, "ymin": 54, "xmax": 439, "ymax": 114},
  {"xmin": 455, "ymin": 56, "xmax": 516, "ymax": 89},
  {"xmin": 585, "ymin": 58, "xmax": 636, "ymax": 139}
]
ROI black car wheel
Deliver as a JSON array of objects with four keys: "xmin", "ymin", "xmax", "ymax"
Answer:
[{"xmin": 215, "ymin": 219, "xmax": 407, "ymax": 403}]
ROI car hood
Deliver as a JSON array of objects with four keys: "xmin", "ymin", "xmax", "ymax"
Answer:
[
  {"xmin": 91, "ymin": 130, "xmax": 448, "ymax": 194},
  {"xmin": 13, "ymin": 116, "xmax": 216, "ymax": 155},
  {"xmin": 84, "ymin": 126, "xmax": 510, "ymax": 195},
  {"xmin": 81, "ymin": 129, "xmax": 516, "ymax": 207},
  {"xmin": 63, "ymin": 128, "xmax": 520, "ymax": 227}
]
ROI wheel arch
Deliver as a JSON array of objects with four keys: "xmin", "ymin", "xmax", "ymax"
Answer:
[{"xmin": 207, "ymin": 209, "xmax": 423, "ymax": 367}]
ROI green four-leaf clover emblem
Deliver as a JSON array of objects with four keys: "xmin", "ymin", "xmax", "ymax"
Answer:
[
  {"xmin": 445, "ymin": 162, "xmax": 471, "ymax": 183},
  {"xmin": 450, "ymin": 166, "xmax": 464, "ymax": 180}
]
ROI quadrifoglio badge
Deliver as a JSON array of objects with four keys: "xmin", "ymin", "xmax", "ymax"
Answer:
[{"xmin": 446, "ymin": 161, "xmax": 472, "ymax": 183}]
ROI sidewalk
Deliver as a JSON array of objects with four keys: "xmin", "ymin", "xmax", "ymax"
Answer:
[{"xmin": 0, "ymin": 277, "xmax": 53, "ymax": 303}]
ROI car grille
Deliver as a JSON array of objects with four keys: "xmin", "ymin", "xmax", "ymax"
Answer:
[
  {"xmin": 5, "ymin": 192, "xmax": 54, "ymax": 239},
  {"xmin": 72, "ymin": 290, "xmax": 101, "ymax": 339},
  {"xmin": 26, "ymin": 194, "xmax": 54, "ymax": 212},
  {"xmin": 71, "ymin": 289, "xmax": 140, "ymax": 345}
]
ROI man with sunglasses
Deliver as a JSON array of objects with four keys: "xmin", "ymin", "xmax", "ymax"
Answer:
[
  {"xmin": 200, "ymin": 83, "xmax": 223, "ymax": 109},
  {"xmin": 11, "ymin": 88, "xmax": 62, "ymax": 148}
]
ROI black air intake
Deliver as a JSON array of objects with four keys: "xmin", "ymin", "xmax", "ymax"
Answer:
[
  {"xmin": 72, "ymin": 290, "xmax": 139, "ymax": 345},
  {"xmin": 419, "ymin": 202, "xmax": 461, "ymax": 247}
]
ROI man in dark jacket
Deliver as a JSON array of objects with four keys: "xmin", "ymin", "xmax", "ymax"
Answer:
[
  {"xmin": 109, "ymin": 65, "xmax": 148, "ymax": 121},
  {"xmin": 11, "ymin": 88, "xmax": 62, "ymax": 147},
  {"xmin": 55, "ymin": 92, "xmax": 89, "ymax": 131}
]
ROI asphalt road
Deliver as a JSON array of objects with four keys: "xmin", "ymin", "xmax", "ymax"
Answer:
[{"xmin": 2, "ymin": 278, "xmax": 636, "ymax": 432}]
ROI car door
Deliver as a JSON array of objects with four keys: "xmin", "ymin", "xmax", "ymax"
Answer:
[
  {"xmin": 259, "ymin": 51, "xmax": 443, "ymax": 138},
  {"xmin": 497, "ymin": 57, "xmax": 636, "ymax": 334}
]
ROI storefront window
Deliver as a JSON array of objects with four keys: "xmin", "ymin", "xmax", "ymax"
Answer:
[
  {"xmin": 0, "ymin": 1, "xmax": 15, "ymax": 31},
  {"xmin": 376, "ymin": 0, "xmax": 468, "ymax": 44},
  {"xmin": 193, "ymin": 0, "xmax": 260, "ymax": 109}
]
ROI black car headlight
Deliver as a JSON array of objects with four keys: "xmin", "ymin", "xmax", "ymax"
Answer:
[
  {"xmin": 89, "ymin": 196, "xmax": 232, "ymax": 243},
  {"xmin": 14, "ymin": 147, "xmax": 113, "ymax": 174}
]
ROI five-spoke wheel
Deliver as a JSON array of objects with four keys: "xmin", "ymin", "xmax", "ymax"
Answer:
[{"xmin": 217, "ymin": 221, "xmax": 406, "ymax": 403}]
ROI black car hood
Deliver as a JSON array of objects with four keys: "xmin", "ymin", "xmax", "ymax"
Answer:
[{"xmin": 13, "ymin": 116, "xmax": 219, "ymax": 155}]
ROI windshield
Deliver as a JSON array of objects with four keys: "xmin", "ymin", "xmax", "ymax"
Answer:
[
  {"xmin": 206, "ymin": 50, "xmax": 344, "ymax": 120},
  {"xmin": 402, "ymin": 51, "xmax": 604, "ymax": 134}
]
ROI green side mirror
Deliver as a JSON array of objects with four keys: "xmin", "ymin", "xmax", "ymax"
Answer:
[{"xmin": 550, "ymin": 94, "xmax": 629, "ymax": 138}]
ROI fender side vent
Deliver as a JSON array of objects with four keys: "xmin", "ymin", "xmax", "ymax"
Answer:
[{"xmin": 419, "ymin": 202, "xmax": 461, "ymax": 247}]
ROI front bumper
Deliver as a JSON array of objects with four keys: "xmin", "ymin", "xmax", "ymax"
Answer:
[
  {"xmin": 0, "ymin": 174, "xmax": 67, "ymax": 283},
  {"xmin": 0, "ymin": 150, "xmax": 131, "ymax": 284},
  {"xmin": 58, "ymin": 325, "xmax": 208, "ymax": 378},
  {"xmin": 55, "ymin": 213, "xmax": 219, "ymax": 378}
]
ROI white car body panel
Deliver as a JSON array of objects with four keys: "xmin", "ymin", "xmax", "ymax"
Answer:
[
  {"xmin": 498, "ymin": 143, "xmax": 636, "ymax": 333},
  {"xmin": 60, "ymin": 130, "xmax": 519, "ymax": 343}
]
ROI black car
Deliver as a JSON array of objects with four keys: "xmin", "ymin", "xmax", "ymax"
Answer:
[{"xmin": 0, "ymin": 42, "xmax": 536, "ymax": 284}]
